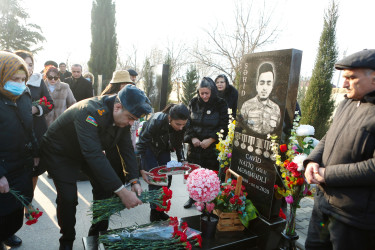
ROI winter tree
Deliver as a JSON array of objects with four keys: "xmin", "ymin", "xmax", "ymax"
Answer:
[{"xmin": 301, "ymin": 1, "xmax": 338, "ymax": 139}]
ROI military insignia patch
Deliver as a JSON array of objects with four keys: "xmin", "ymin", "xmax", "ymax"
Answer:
[
  {"xmin": 86, "ymin": 115, "xmax": 98, "ymax": 127},
  {"xmin": 97, "ymin": 109, "xmax": 105, "ymax": 116}
]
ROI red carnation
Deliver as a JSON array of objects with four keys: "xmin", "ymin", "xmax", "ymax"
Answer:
[
  {"xmin": 292, "ymin": 171, "xmax": 301, "ymax": 177},
  {"xmin": 296, "ymin": 178, "xmax": 304, "ymax": 185},
  {"xmin": 287, "ymin": 162, "xmax": 298, "ymax": 172},
  {"xmin": 192, "ymin": 235, "xmax": 202, "ymax": 247},
  {"xmin": 26, "ymin": 218, "xmax": 37, "ymax": 225},
  {"xmin": 280, "ymin": 144, "xmax": 287, "ymax": 153},
  {"xmin": 181, "ymin": 222, "xmax": 188, "ymax": 230},
  {"xmin": 279, "ymin": 208, "xmax": 286, "ymax": 219},
  {"xmin": 185, "ymin": 241, "xmax": 192, "ymax": 250}
]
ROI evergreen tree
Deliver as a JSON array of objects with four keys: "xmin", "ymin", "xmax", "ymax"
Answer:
[
  {"xmin": 301, "ymin": 1, "xmax": 338, "ymax": 139},
  {"xmin": 0, "ymin": 0, "xmax": 45, "ymax": 52},
  {"xmin": 164, "ymin": 54, "xmax": 173, "ymax": 102},
  {"xmin": 88, "ymin": 0, "xmax": 117, "ymax": 92},
  {"xmin": 182, "ymin": 66, "xmax": 199, "ymax": 106},
  {"xmin": 297, "ymin": 76, "xmax": 309, "ymax": 106},
  {"xmin": 142, "ymin": 57, "xmax": 152, "ymax": 96}
]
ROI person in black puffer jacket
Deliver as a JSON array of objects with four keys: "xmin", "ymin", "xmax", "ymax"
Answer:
[
  {"xmin": 183, "ymin": 77, "xmax": 229, "ymax": 208},
  {"xmin": 137, "ymin": 104, "xmax": 189, "ymax": 222},
  {"xmin": 215, "ymin": 74, "xmax": 238, "ymax": 118}
]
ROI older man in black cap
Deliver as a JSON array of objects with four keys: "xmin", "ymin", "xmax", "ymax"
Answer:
[
  {"xmin": 304, "ymin": 49, "xmax": 375, "ymax": 250},
  {"xmin": 40, "ymin": 85, "xmax": 152, "ymax": 250},
  {"xmin": 127, "ymin": 69, "xmax": 138, "ymax": 83}
]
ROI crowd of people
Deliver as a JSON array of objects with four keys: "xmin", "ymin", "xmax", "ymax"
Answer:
[
  {"xmin": 0, "ymin": 50, "xmax": 239, "ymax": 250},
  {"xmin": 1, "ymin": 48, "xmax": 375, "ymax": 250}
]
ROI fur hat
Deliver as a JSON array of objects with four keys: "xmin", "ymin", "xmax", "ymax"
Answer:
[{"xmin": 118, "ymin": 84, "xmax": 152, "ymax": 118}]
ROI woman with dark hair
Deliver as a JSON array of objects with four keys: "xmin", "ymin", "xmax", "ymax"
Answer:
[
  {"xmin": 183, "ymin": 77, "xmax": 229, "ymax": 208},
  {"xmin": 14, "ymin": 50, "xmax": 54, "ymax": 142},
  {"xmin": 215, "ymin": 74, "xmax": 238, "ymax": 118},
  {"xmin": 0, "ymin": 51, "xmax": 38, "ymax": 249},
  {"xmin": 44, "ymin": 66, "xmax": 76, "ymax": 127},
  {"xmin": 11, "ymin": 50, "xmax": 53, "ymax": 247},
  {"xmin": 137, "ymin": 104, "xmax": 189, "ymax": 222}
]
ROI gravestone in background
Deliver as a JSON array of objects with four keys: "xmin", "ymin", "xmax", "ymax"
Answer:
[
  {"xmin": 148, "ymin": 64, "xmax": 169, "ymax": 112},
  {"xmin": 231, "ymin": 49, "xmax": 302, "ymax": 220}
]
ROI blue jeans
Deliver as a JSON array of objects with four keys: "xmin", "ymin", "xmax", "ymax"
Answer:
[{"xmin": 140, "ymin": 147, "xmax": 172, "ymax": 209}]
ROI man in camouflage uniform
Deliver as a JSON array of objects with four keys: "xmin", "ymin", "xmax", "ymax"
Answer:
[
  {"xmin": 40, "ymin": 85, "xmax": 152, "ymax": 250},
  {"xmin": 241, "ymin": 62, "xmax": 281, "ymax": 135}
]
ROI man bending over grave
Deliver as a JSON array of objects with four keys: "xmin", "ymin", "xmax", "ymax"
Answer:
[{"xmin": 240, "ymin": 62, "xmax": 281, "ymax": 135}]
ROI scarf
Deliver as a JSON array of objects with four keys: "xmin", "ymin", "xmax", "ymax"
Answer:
[{"xmin": 0, "ymin": 51, "xmax": 29, "ymax": 102}]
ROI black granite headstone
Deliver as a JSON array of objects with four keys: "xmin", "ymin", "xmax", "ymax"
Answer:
[
  {"xmin": 231, "ymin": 49, "xmax": 302, "ymax": 220},
  {"xmin": 148, "ymin": 64, "xmax": 169, "ymax": 112}
]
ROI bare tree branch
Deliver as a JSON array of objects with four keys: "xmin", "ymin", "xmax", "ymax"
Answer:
[{"xmin": 192, "ymin": 0, "xmax": 279, "ymax": 86}]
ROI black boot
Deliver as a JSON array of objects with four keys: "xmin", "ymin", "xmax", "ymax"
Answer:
[
  {"xmin": 183, "ymin": 197, "xmax": 195, "ymax": 209},
  {"xmin": 59, "ymin": 242, "xmax": 73, "ymax": 250},
  {"xmin": 150, "ymin": 209, "xmax": 170, "ymax": 222},
  {"xmin": 4, "ymin": 234, "xmax": 22, "ymax": 247}
]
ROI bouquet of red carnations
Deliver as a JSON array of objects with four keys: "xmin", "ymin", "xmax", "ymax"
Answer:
[
  {"xmin": 9, "ymin": 189, "xmax": 43, "ymax": 225},
  {"xmin": 32, "ymin": 96, "xmax": 53, "ymax": 110},
  {"xmin": 90, "ymin": 187, "xmax": 173, "ymax": 224},
  {"xmin": 99, "ymin": 217, "xmax": 202, "ymax": 249}
]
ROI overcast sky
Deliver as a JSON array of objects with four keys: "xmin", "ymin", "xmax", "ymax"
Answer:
[{"xmin": 22, "ymin": 0, "xmax": 375, "ymax": 87}]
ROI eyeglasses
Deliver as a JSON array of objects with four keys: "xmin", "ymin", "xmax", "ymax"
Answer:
[{"xmin": 47, "ymin": 76, "xmax": 59, "ymax": 80}]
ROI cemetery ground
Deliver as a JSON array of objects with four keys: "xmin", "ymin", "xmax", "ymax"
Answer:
[{"xmin": 6, "ymin": 173, "xmax": 313, "ymax": 250}]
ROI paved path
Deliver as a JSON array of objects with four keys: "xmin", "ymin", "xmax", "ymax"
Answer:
[
  {"xmin": 6, "ymin": 173, "xmax": 313, "ymax": 250},
  {"xmin": 295, "ymin": 197, "xmax": 314, "ymax": 249}
]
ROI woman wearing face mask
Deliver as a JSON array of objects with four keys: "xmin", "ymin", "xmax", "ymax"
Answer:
[
  {"xmin": 183, "ymin": 77, "xmax": 229, "ymax": 208},
  {"xmin": 215, "ymin": 74, "xmax": 238, "ymax": 118},
  {"xmin": 83, "ymin": 72, "xmax": 95, "ymax": 95},
  {"xmin": 137, "ymin": 104, "xmax": 190, "ymax": 222},
  {"xmin": 44, "ymin": 66, "xmax": 76, "ymax": 127},
  {"xmin": 0, "ymin": 51, "xmax": 39, "ymax": 249}
]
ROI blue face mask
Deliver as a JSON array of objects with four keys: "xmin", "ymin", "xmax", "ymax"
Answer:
[
  {"xmin": 85, "ymin": 78, "xmax": 91, "ymax": 82},
  {"xmin": 3, "ymin": 81, "xmax": 26, "ymax": 96}
]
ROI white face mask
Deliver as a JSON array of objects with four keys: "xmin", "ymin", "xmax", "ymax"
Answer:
[{"xmin": 4, "ymin": 81, "xmax": 26, "ymax": 95}]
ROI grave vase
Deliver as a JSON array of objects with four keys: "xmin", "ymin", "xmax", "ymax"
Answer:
[
  {"xmin": 200, "ymin": 213, "xmax": 219, "ymax": 239},
  {"xmin": 280, "ymin": 202, "xmax": 299, "ymax": 250}
]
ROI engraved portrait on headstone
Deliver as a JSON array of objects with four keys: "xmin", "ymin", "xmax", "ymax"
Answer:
[
  {"xmin": 231, "ymin": 49, "xmax": 302, "ymax": 220},
  {"xmin": 240, "ymin": 62, "xmax": 281, "ymax": 135}
]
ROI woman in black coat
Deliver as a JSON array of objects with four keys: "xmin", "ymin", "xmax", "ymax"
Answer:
[
  {"xmin": 137, "ymin": 104, "xmax": 189, "ymax": 222},
  {"xmin": 215, "ymin": 74, "xmax": 238, "ymax": 118},
  {"xmin": 0, "ymin": 52, "xmax": 38, "ymax": 248},
  {"xmin": 183, "ymin": 77, "xmax": 229, "ymax": 208},
  {"xmin": 15, "ymin": 51, "xmax": 54, "ymax": 143}
]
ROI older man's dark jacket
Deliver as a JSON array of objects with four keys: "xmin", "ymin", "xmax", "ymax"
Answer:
[
  {"xmin": 40, "ymin": 95, "xmax": 138, "ymax": 192},
  {"xmin": 305, "ymin": 91, "xmax": 375, "ymax": 230},
  {"xmin": 65, "ymin": 76, "xmax": 93, "ymax": 102}
]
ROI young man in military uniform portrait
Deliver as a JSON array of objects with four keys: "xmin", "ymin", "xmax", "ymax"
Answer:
[
  {"xmin": 240, "ymin": 62, "xmax": 281, "ymax": 135},
  {"xmin": 39, "ymin": 85, "xmax": 152, "ymax": 250}
]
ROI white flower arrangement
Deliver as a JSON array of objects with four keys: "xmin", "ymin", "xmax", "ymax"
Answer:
[
  {"xmin": 303, "ymin": 137, "xmax": 319, "ymax": 147},
  {"xmin": 295, "ymin": 125, "xmax": 315, "ymax": 136},
  {"xmin": 292, "ymin": 153, "xmax": 308, "ymax": 171}
]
